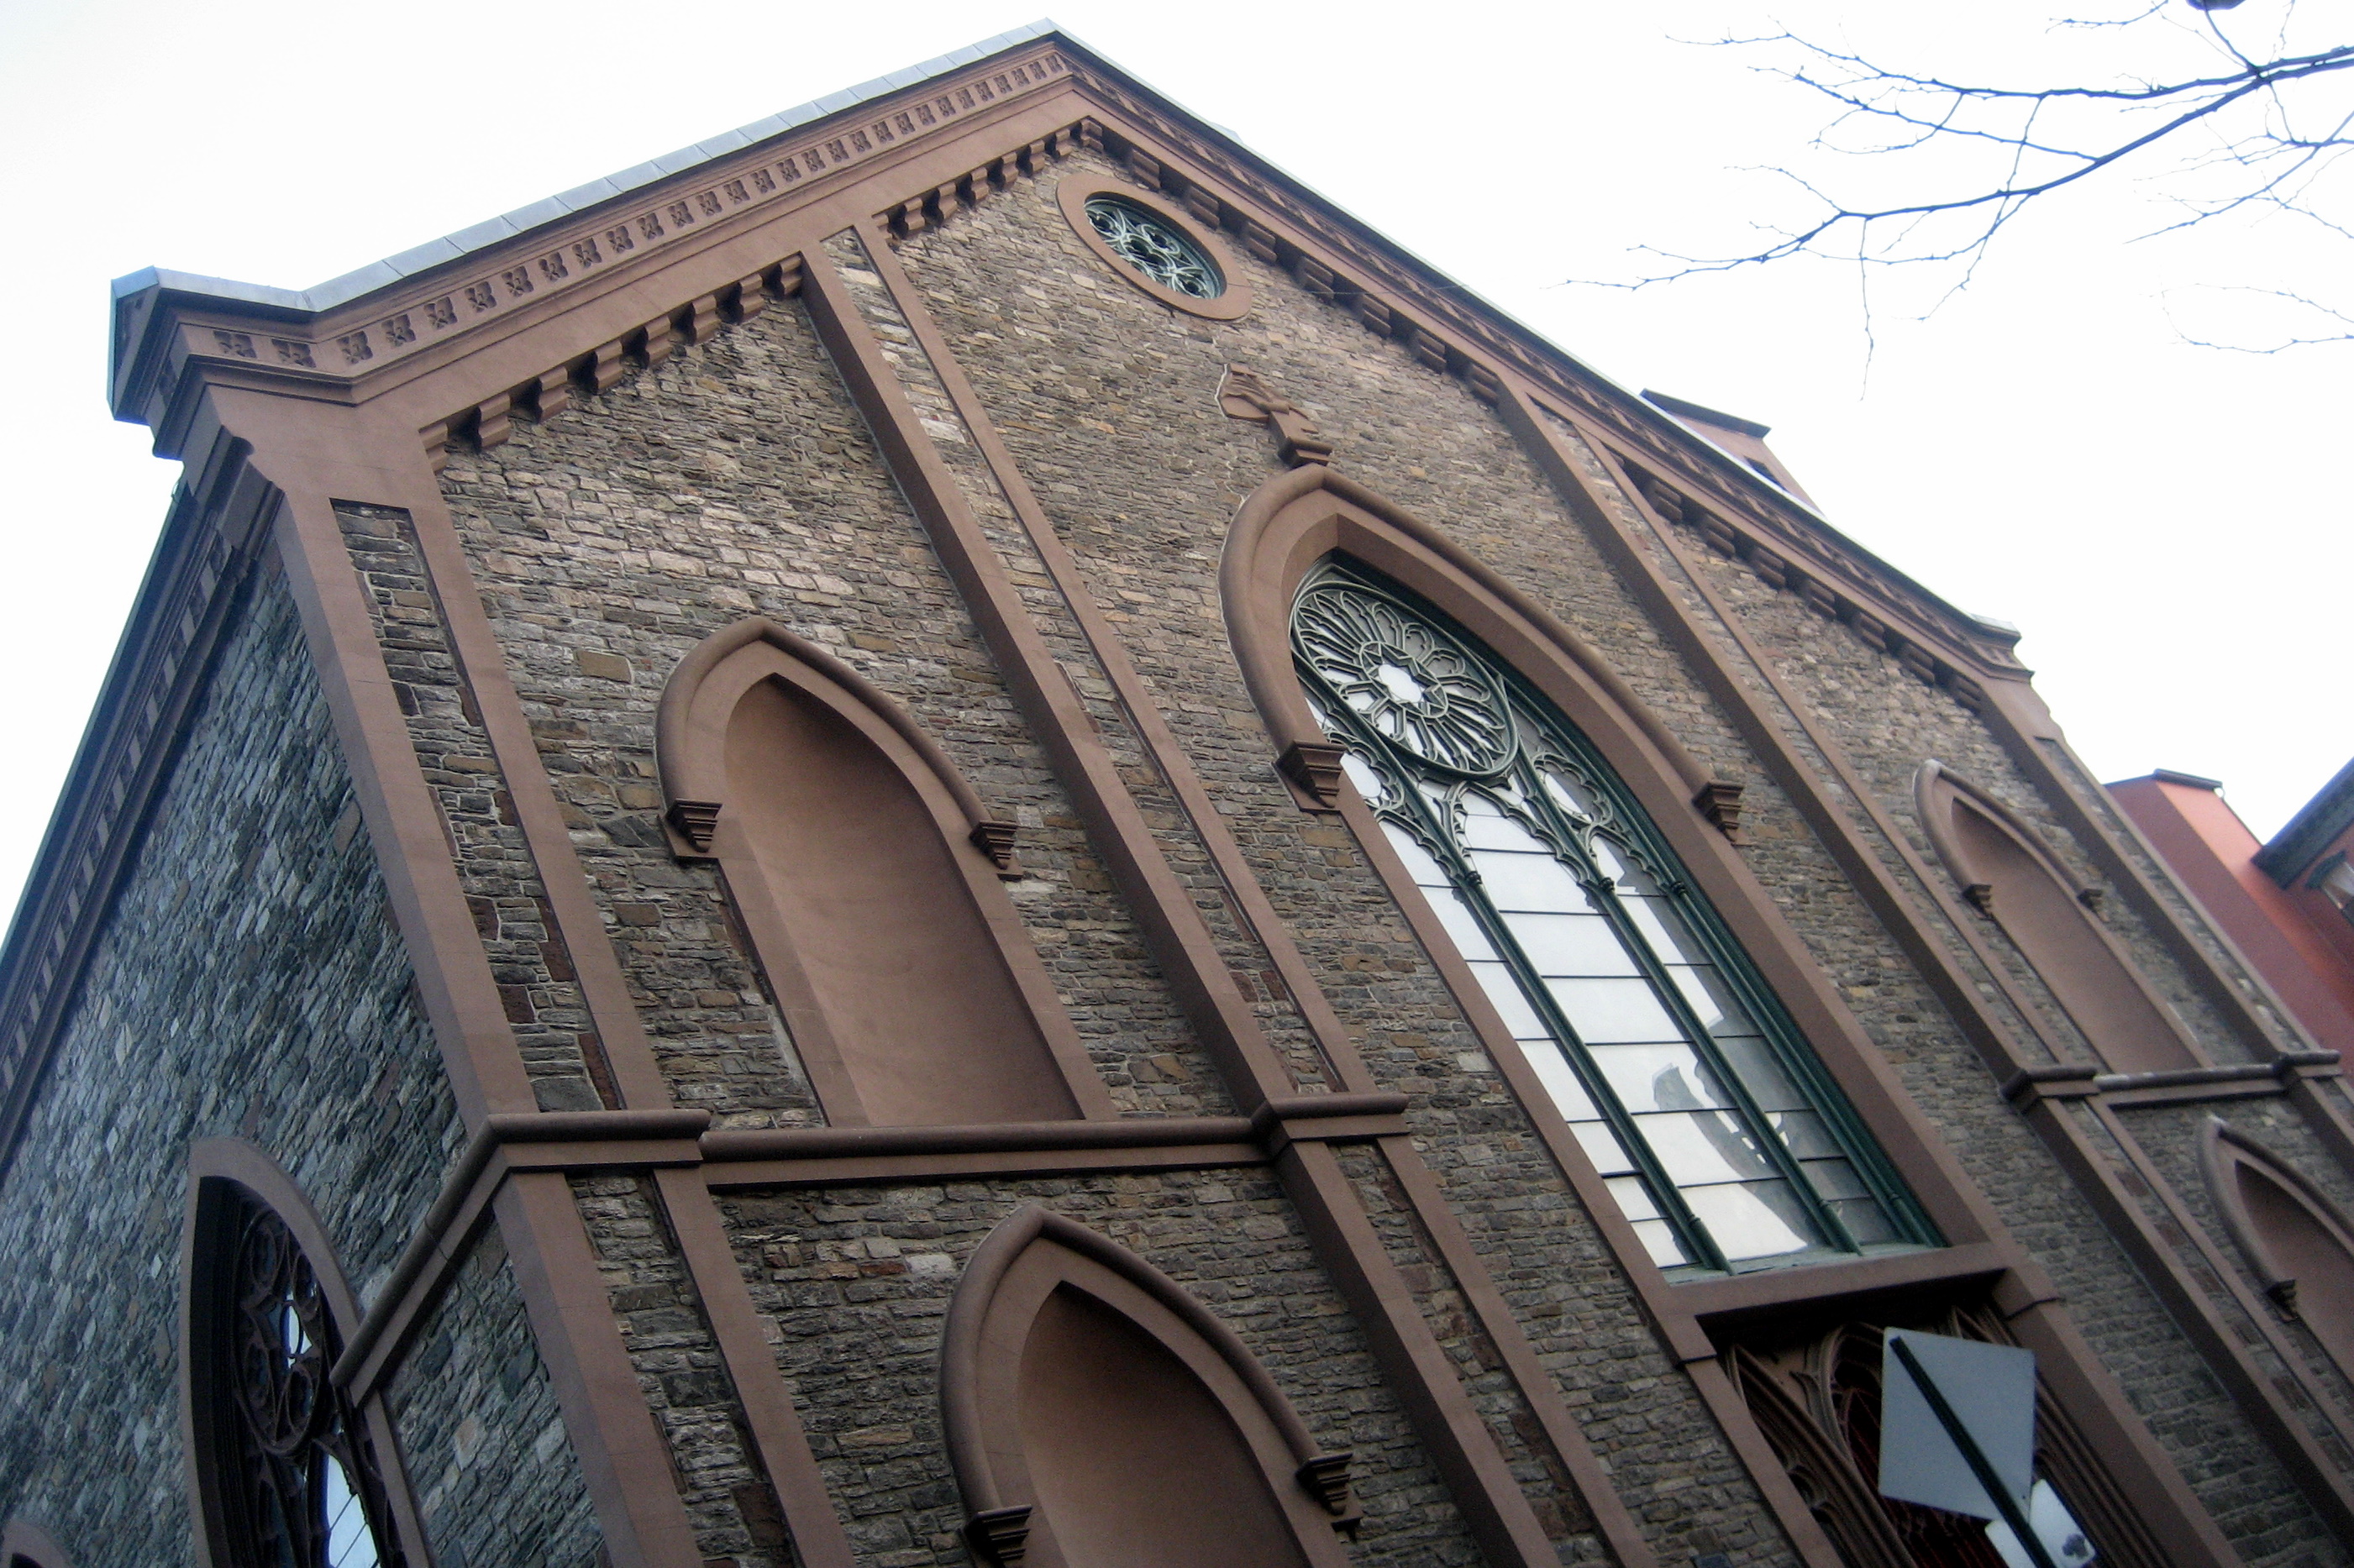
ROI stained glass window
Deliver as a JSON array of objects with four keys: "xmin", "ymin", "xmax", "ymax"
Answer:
[
  {"xmin": 1294, "ymin": 561, "xmax": 1937, "ymax": 1276},
  {"xmin": 1084, "ymin": 197, "xmax": 1222, "ymax": 300},
  {"xmin": 198, "ymin": 1189, "xmax": 402, "ymax": 1568}
]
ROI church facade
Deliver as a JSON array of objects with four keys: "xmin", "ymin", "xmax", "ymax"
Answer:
[{"xmin": 7, "ymin": 24, "xmax": 2354, "ymax": 1568}]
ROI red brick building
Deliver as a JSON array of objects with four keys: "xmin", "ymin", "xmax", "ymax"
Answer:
[{"xmin": 2113, "ymin": 764, "xmax": 2354, "ymax": 1054}]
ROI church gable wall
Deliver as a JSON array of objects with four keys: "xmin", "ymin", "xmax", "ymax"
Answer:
[
  {"xmin": 718, "ymin": 1172, "xmax": 1493, "ymax": 1568},
  {"xmin": 0, "ymin": 570, "xmax": 595, "ymax": 1566},
  {"xmin": 42, "ymin": 32, "xmax": 2354, "ymax": 1568},
  {"xmin": 434, "ymin": 299, "xmax": 1227, "ymax": 1124},
  {"xmin": 889, "ymin": 147, "xmax": 2348, "ymax": 1565}
]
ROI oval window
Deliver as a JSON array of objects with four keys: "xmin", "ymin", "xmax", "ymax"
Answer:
[{"xmin": 1083, "ymin": 197, "xmax": 1224, "ymax": 300}]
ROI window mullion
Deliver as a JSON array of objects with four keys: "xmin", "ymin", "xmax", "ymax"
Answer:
[
  {"xmin": 1399, "ymin": 778, "xmax": 1730, "ymax": 1275},
  {"xmin": 1519, "ymin": 769, "xmax": 1860, "ymax": 1256},
  {"xmin": 1672, "ymin": 902, "xmax": 1936, "ymax": 1246}
]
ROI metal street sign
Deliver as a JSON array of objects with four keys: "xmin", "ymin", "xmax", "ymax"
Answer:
[
  {"xmin": 1880, "ymin": 1329, "xmax": 2036, "ymax": 1520},
  {"xmin": 1879, "ymin": 1329, "xmax": 2078, "ymax": 1568}
]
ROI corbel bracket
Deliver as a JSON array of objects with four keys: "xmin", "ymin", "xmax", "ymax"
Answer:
[
  {"xmin": 969, "ymin": 819, "xmax": 1023, "ymax": 878},
  {"xmin": 1278, "ymin": 741, "xmax": 1348, "ymax": 811},
  {"xmin": 964, "ymin": 1506, "xmax": 1033, "ymax": 1565},
  {"xmin": 1691, "ymin": 779, "xmax": 1744, "ymax": 841}
]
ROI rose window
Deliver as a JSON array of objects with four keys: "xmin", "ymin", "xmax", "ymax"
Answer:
[{"xmin": 1084, "ymin": 197, "xmax": 1223, "ymax": 299}]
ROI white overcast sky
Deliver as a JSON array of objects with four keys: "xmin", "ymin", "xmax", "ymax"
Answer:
[{"xmin": 1, "ymin": 1, "xmax": 2343, "ymax": 926}]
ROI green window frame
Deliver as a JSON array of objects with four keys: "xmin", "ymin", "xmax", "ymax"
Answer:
[{"xmin": 1294, "ymin": 559, "xmax": 1937, "ymax": 1276}]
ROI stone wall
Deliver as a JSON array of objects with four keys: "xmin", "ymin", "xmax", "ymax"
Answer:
[
  {"xmin": 887, "ymin": 147, "xmax": 2350, "ymax": 1565},
  {"xmin": 717, "ymin": 1171, "xmax": 1486, "ymax": 1567},
  {"xmin": 0, "ymin": 567, "xmax": 596, "ymax": 1567}
]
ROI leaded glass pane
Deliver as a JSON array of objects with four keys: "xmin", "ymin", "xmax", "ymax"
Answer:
[
  {"xmin": 1298, "ymin": 560, "xmax": 1935, "ymax": 1276},
  {"xmin": 1083, "ymin": 197, "xmax": 1224, "ymax": 299}
]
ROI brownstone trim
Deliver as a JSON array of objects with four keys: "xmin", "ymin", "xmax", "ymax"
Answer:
[
  {"xmin": 2202, "ymin": 1117, "xmax": 2354, "ymax": 1362},
  {"xmin": 0, "ymin": 1519, "xmax": 77, "ymax": 1568},
  {"xmin": 1366, "ymin": 1135, "xmax": 1664, "ymax": 1562},
  {"xmin": 1674, "ymin": 1242, "xmax": 2011, "ymax": 1326},
  {"xmin": 649, "ymin": 614, "xmax": 1106, "ymax": 1124},
  {"xmin": 1915, "ymin": 759, "xmax": 2100, "ymax": 907},
  {"xmin": 1974, "ymin": 679, "xmax": 2321, "ymax": 1064},
  {"xmin": 655, "ymin": 615, "xmax": 1010, "ymax": 854},
  {"xmin": 842, "ymin": 228, "xmax": 1659, "ymax": 1568},
  {"xmin": 113, "ymin": 42, "xmax": 1081, "ymax": 426},
  {"xmin": 1494, "ymin": 387, "xmax": 2254, "ymax": 1568},
  {"xmin": 496, "ymin": 1171, "xmax": 704, "ymax": 1568},
  {"xmin": 650, "ymin": 1167, "xmax": 861, "ymax": 1568},
  {"xmin": 1275, "ymin": 1140, "xmax": 1610, "ymax": 1568},
  {"xmin": 199, "ymin": 397, "xmax": 706, "ymax": 1567},
  {"xmin": 849, "ymin": 217, "xmax": 1382, "ymax": 1096},
  {"xmin": 940, "ymin": 1204, "xmax": 1352, "ymax": 1563},
  {"xmin": 2025, "ymin": 1092, "xmax": 2354, "ymax": 1535},
  {"xmin": 333, "ymin": 1111, "xmax": 708, "ymax": 1401},
  {"xmin": 389, "ymin": 484, "xmax": 675, "ymax": 1112},
  {"xmin": 181, "ymin": 1140, "xmax": 433, "ymax": 1568},
  {"xmin": 1221, "ymin": 463, "xmax": 1722, "ymax": 810},
  {"xmin": 1916, "ymin": 759, "xmax": 2209, "ymax": 1071},
  {"xmin": 1053, "ymin": 176, "xmax": 1253, "ymax": 320},
  {"xmin": 798, "ymin": 240, "xmax": 1304, "ymax": 1109}
]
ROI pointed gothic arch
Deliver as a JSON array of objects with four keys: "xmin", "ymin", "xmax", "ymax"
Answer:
[
  {"xmin": 1915, "ymin": 762, "xmax": 2199, "ymax": 1074},
  {"xmin": 2203, "ymin": 1118, "xmax": 2354, "ymax": 1387},
  {"xmin": 939, "ymin": 1206, "xmax": 1356, "ymax": 1568},
  {"xmin": 1222, "ymin": 467, "xmax": 1940, "ymax": 1276},
  {"xmin": 181, "ymin": 1140, "xmax": 424, "ymax": 1568},
  {"xmin": 1221, "ymin": 464, "xmax": 1737, "ymax": 832},
  {"xmin": 656, "ymin": 616, "xmax": 1111, "ymax": 1125}
]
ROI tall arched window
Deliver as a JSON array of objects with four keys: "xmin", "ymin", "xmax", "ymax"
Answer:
[
  {"xmin": 1294, "ymin": 560, "xmax": 1934, "ymax": 1275},
  {"xmin": 188, "ymin": 1177, "xmax": 406, "ymax": 1568}
]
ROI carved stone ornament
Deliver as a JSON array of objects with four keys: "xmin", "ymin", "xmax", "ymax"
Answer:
[
  {"xmin": 968, "ymin": 818, "xmax": 1022, "ymax": 877},
  {"xmin": 666, "ymin": 798, "xmax": 722, "ymax": 852},
  {"xmin": 1690, "ymin": 778, "xmax": 1745, "ymax": 841},
  {"xmin": 1295, "ymin": 1451, "xmax": 1355, "ymax": 1514},
  {"xmin": 1220, "ymin": 365, "xmax": 1333, "ymax": 466},
  {"xmin": 1278, "ymin": 741, "xmax": 1348, "ymax": 810},
  {"xmin": 964, "ymin": 1504, "xmax": 1033, "ymax": 1565}
]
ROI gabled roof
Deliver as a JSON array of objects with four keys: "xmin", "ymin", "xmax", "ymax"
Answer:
[
  {"xmin": 2258, "ymin": 758, "xmax": 2354, "ymax": 885},
  {"xmin": 108, "ymin": 23, "xmax": 1066, "ymax": 326},
  {"xmin": 22, "ymin": 22, "xmax": 2046, "ymax": 1180}
]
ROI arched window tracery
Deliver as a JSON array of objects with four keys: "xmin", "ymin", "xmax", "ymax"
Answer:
[
  {"xmin": 187, "ymin": 1177, "xmax": 406, "ymax": 1568},
  {"xmin": 1295, "ymin": 559, "xmax": 1936, "ymax": 1275},
  {"xmin": 1727, "ymin": 1307, "xmax": 2164, "ymax": 1568}
]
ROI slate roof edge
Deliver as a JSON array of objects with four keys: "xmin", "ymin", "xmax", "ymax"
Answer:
[
  {"xmin": 107, "ymin": 19, "xmax": 1065, "ymax": 314},
  {"xmin": 105, "ymin": 19, "xmax": 2021, "ymax": 653}
]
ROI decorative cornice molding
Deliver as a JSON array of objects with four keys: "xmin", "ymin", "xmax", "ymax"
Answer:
[{"xmin": 113, "ymin": 42, "xmax": 1077, "ymax": 430}]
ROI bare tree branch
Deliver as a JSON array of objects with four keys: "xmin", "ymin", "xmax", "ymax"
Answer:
[{"xmin": 1594, "ymin": 4, "xmax": 2354, "ymax": 349}]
